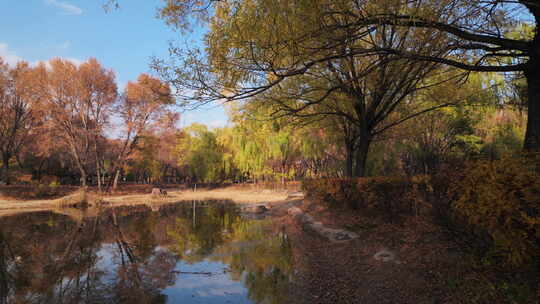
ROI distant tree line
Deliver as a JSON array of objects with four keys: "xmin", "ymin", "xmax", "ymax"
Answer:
[
  {"xmin": 0, "ymin": 54, "xmax": 527, "ymax": 188},
  {"xmin": 0, "ymin": 57, "xmax": 175, "ymax": 190}
]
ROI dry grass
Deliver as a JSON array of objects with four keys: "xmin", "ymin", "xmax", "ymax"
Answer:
[
  {"xmin": 169, "ymin": 188, "xmax": 291, "ymax": 203},
  {"xmin": 0, "ymin": 185, "xmax": 79, "ymax": 201},
  {"xmin": 103, "ymin": 187, "xmax": 294, "ymax": 206},
  {"xmin": 54, "ymin": 188, "xmax": 105, "ymax": 208}
]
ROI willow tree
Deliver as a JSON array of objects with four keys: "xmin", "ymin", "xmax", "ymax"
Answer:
[
  {"xmin": 227, "ymin": 112, "xmax": 278, "ymax": 183},
  {"xmin": 176, "ymin": 123, "xmax": 225, "ymax": 183},
  {"xmin": 227, "ymin": 105, "xmax": 303, "ymax": 182}
]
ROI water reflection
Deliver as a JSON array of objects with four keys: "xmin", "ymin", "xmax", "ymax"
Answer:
[{"xmin": 0, "ymin": 201, "xmax": 293, "ymax": 304}]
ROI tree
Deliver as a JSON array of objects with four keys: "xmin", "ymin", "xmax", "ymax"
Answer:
[
  {"xmin": 152, "ymin": 0, "xmax": 540, "ymax": 152},
  {"xmin": 334, "ymin": 1, "xmax": 538, "ymax": 150},
  {"xmin": 0, "ymin": 59, "xmax": 39, "ymax": 184},
  {"xmin": 295, "ymin": 123, "xmax": 343, "ymax": 178},
  {"xmin": 150, "ymin": 0, "xmax": 465, "ymax": 176},
  {"xmin": 139, "ymin": 112, "xmax": 183, "ymax": 184},
  {"xmin": 176, "ymin": 123, "xmax": 226, "ymax": 183},
  {"xmin": 78, "ymin": 58, "xmax": 118, "ymax": 190},
  {"xmin": 45, "ymin": 58, "xmax": 117, "ymax": 187},
  {"xmin": 107, "ymin": 74, "xmax": 173, "ymax": 190}
]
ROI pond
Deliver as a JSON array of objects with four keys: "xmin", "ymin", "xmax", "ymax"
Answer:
[{"xmin": 0, "ymin": 201, "xmax": 295, "ymax": 304}]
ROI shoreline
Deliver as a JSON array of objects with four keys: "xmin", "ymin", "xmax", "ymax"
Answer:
[{"xmin": 0, "ymin": 187, "xmax": 303, "ymax": 217}]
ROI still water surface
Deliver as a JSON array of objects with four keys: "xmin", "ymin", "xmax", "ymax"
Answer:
[{"xmin": 0, "ymin": 201, "xmax": 294, "ymax": 303}]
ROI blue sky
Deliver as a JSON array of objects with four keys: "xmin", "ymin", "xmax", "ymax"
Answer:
[{"xmin": 0, "ymin": 0, "xmax": 228, "ymax": 128}]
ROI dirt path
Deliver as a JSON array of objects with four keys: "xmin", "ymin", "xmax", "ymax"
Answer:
[
  {"xmin": 105, "ymin": 188, "xmax": 297, "ymax": 205},
  {"xmin": 279, "ymin": 200, "xmax": 510, "ymax": 304}
]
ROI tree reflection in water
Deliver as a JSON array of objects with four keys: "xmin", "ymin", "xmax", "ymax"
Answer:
[{"xmin": 0, "ymin": 201, "xmax": 293, "ymax": 304}]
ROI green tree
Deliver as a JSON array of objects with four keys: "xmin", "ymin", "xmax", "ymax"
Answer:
[
  {"xmin": 177, "ymin": 123, "xmax": 226, "ymax": 182},
  {"xmin": 228, "ymin": 105, "xmax": 303, "ymax": 182}
]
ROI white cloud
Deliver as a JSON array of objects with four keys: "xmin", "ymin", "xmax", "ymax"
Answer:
[
  {"xmin": 0, "ymin": 43, "xmax": 23, "ymax": 66},
  {"xmin": 44, "ymin": 0, "xmax": 83, "ymax": 15}
]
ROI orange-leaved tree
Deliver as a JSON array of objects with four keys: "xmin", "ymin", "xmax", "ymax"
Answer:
[
  {"xmin": 107, "ymin": 74, "xmax": 173, "ymax": 190},
  {"xmin": 0, "ymin": 59, "xmax": 42, "ymax": 184},
  {"xmin": 44, "ymin": 58, "xmax": 117, "ymax": 187}
]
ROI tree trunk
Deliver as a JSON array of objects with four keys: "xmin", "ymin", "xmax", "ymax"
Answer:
[
  {"xmin": 1, "ymin": 154, "xmax": 9, "ymax": 185},
  {"xmin": 345, "ymin": 144, "xmax": 354, "ymax": 178},
  {"xmin": 524, "ymin": 33, "xmax": 540, "ymax": 151},
  {"xmin": 79, "ymin": 165, "xmax": 86, "ymax": 187},
  {"xmin": 354, "ymin": 138, "xmax": 371, "ymax": 177},
  {"xmin": 112, "ymin": 169, "xmax": 120, "ymax": 191},
  {"xmin": 96, "ymin": 168, "xmax": 102, "ymax": 193},
  {"xmin": 36, "ymin": 159, "xmax": 46, "ymax": 182},
  {"xmin": 80, "ymin": 168, "xmax": 87, "ymax": 187},
  {"xmin": 101, "ymin": 170, "xmax": 107, "ymax": 189}
]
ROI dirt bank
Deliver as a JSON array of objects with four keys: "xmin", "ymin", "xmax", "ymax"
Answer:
[{"xmin": 0, "ymin": 186, "xmax": 303, "ymax": 216}]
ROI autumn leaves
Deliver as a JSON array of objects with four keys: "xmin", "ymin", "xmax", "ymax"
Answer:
[{"xmin": 0, "ymin": 57, "xmax": 172, "ymax": 189}]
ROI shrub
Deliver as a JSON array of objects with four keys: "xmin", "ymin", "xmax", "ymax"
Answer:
[
  {"xmin": 428, "ymin": 161, "xmax": 468, "ymax": 228},
  {"xmin": 363, "ymin": 176, "xmax": 430, "ymax": 217},
  {"xmin": 49, "ymin": 180, "xmax": 60, "ymax": 187},
  {"xmin": 302, "ymin": 176, "xmax": 430, "ymax": 221},
  {"xmin": 15, "ymin": 174, "xmax": 33, "ymax": 184},
  {"xmin": 33, "ymin": 184, "xmax": 57, "ymax": 198},
  {"xmin": 303, "ymin": 155, "xmax": 540, "ymax": 269},
  {"xmin": 453, "ymin": 154, "xmax": 540, "ymax": 267},
  {"xmin": 27, "ymin": 182, "xmax": 63, "ymax": 198}
]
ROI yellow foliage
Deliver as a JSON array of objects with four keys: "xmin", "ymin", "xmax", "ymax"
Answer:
[
  {"xmin": 453, "ymin": 154, "xmax": 540, "ymax": 267},
  {"xmin": 304, "ymin": 156, "xmax": 540, "ymax": 268}
]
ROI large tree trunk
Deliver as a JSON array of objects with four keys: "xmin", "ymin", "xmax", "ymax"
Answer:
[
  {"xmin": 354, "ymin": 138, "xmax": 371, "ymax": 177},
  {"xmin": 524, "ymin": 28, "xmax": 540, "ymax": 151},
  {"xmin": 345, "ymin": 144, "xmax": 354, "ymax": 178},
  {"xmin": 36, "ymin": 159, "xmax": 46, "ymax": 182}
]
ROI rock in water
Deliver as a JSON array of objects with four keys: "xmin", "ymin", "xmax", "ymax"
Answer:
[
  {"xmin": 255, "ymin": 205, "xmax": 268, "ymax": 213},
  {"xmin": 287, "ymin": 207, "xmax": 303, "ymax": 216},
  {"xmin": 151, "ymin": 188, "xmax": 166, "ymax": 197},
  {"xmin": 245, "ymin": 205, "xmax": 268, "ymax": 214}
]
